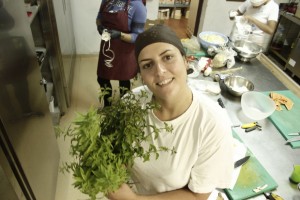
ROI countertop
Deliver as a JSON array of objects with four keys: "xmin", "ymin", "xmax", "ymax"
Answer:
[{"xmin": 191, "ymin": 56, "xmax": 300, "ymax": 199}]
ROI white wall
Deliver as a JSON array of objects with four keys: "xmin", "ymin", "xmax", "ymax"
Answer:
[
  {"xmin": 70, "ymin": 0, "xmax": 101, "ymax": 55},
  {"xmin": 198, "ymin": 0, "xmax": 290, "ymax": 37},
  {"xmin": 146, "ymin": 0, "xmax": 159, "ymax": 20},
  {"xmin": 198, "ymin": 0, "xmax": 240, "ymax": 36},
  {"xmin": 70, "ymin": 0, "xmax": 289, "ymax": 55},
  {"xmin": 70, "ymin": 0, "xmax": 159, "ymax": 55}
]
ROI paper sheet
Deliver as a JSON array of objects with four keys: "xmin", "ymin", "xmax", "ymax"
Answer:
[{"xmin": 208, "ymin": 138, "xmax": 247, "ymax": 200}]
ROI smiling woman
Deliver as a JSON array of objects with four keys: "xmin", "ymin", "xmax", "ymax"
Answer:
[{"xmin": 106, "ymin": 24, "xmax": 235, "ymax": 200}]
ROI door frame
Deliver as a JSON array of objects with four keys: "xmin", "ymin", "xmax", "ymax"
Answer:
[{"xmin": 194, "ymin": 0, "xmax": 204, "ymax": 36}]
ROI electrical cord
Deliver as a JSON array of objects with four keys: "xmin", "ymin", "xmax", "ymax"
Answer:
[{"xmin": 101, "ymin": 29, "xmax": 115, "ymax": 68}]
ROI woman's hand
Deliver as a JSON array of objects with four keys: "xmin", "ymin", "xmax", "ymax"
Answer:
[
  {"xmin": 107, "ymin": 183, "xmax": 138, "ymax": 200},
  {"xmin": 97, "ymin": 25, "xmax": 105, "ymax": 35},
  {"xmin": 109, "ymin": 29, "xmax": 121, "ymax": 39}
]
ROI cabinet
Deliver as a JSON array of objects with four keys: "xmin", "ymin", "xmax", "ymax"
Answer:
[
  {"xmin": 268, "ymin": 12, "xmax": 300, "ymax": 80},
  {"xmin": 25, "ymin": 0, "xmax": 76, "ymax": 123},
  {"xmin": 0, "ymin": 0, "xmax": 60, "ymax": 199},
  {"xmin": 27, "ymin": 0, "xmax": 65, "ymax": 123}
]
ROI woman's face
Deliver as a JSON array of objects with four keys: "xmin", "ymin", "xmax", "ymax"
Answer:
[{"xmin": 137, "ymin": 42, "xmax": 188, "ymax": 100}]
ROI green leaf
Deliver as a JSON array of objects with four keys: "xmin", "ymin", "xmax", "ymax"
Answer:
[{"xmin": 56, "ymin": 87, "xmax": 176, "ymax": 198}]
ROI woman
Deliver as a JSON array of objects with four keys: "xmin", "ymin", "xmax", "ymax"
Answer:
[
  {"xmin": 230, "ymin": 0, "xmax": 279, "ymax": 51},
  {"xmin": 96, "ymin": 0, "xmax": 147, "ymax": 107},
  {"xmin": 108, "ymin": 24, "xmax": 234, "ymax": 200}
]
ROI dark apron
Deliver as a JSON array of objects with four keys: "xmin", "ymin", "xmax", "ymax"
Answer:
[{"xmin": 97, "ymin": 0, "xmax": 137, "ymax": 80}]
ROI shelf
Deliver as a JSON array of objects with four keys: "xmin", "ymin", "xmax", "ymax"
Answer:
[
  {"xmin": 268, "ymin": 45, "xmax": 292, "ymax": 63},
  {"xmin": 159, "ymin": 2, "xmax": 190, "ymax": 19},
  {"xmin": 159, "ymin": 4, "xmax": 175, "ymax": 7},
  {"xmin": 280, "ymin": 11, "xmax": 300, "ymax": 26},
  {"xmin": 174, "ymin": 3, "xmax": 190, "ymax": 7},
  {"xmin": 159, "ymin": 4, "xmax": 190, "ymax": 8},
  {"xmin": 268, "ymin": 11, "xmax": 300, "ymax": 82}
]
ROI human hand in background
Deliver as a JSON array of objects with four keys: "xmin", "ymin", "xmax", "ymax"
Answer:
[
  {"xmin": 243, "ymin": 15, "xmax": 253, "ymax": 24},
  {"xmin": 229, "ymin": 10, "xmax": 238, "ymax": 20},
  {"xmin": 109, "ymin": 29, "xmax": 121, "ymax": 39}
]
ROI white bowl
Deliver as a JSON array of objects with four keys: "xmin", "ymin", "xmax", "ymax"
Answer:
[
  {"xmin": 241, "ymin": 91, "xmax": 276, "ymax": 120},
  {"xmin": 198, "ymin": 31, "xmax": 228, "ymax": 50}
]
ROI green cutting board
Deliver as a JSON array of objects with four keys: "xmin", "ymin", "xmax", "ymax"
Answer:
[
  {"xmin": 224, "ymin": 131, "xmax": 278, "ymax": 200},
  {"xmin": 263, "ymin": 90, "xmax": 300, "ymax": 149}
]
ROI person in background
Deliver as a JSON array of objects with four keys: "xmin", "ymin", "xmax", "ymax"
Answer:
[
  {"xmin": 107, "ymin": 24, "xmax": 234, "ymax": 200},
  {"xmin": 229, "ymin": 0, "xmax": 279, "ymax": 51},
  {"xmin": 96, "ymin": 0, "xmax": 147, "ymax": 107}
]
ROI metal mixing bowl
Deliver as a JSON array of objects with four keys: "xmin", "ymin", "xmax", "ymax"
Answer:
[
  {"xmin": 224, "ymin": 75, "xmax": 254, "ymax": 96},
  {"xmin": 231, "ymin": 40, "xmax": 263, "ymax": 62}
]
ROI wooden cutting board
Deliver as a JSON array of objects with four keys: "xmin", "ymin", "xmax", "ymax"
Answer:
[
  {"xmin": 224, "ymin": 131, "xmax": 278, "ymax": 200},
  {"xmin": 263, "ymin": 90, "xmax": 300, "ymax": 149}
]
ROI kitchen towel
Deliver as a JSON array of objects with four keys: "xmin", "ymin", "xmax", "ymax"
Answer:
[
  {"xmin": 224, "ymin": 131, "xmax": 278, "ymax": 200},
  {"xmin": 263, "ymin": 90, "xmax": 300, "ymax": 148}
]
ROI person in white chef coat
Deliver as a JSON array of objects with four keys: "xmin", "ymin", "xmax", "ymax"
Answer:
[
  {"xmin": 229, "ymin": 0, "xmax": 279, "ymax": 51},
  {"xmin": 107, "ymin": 24, "xmax": 234, "ymax": 200}
]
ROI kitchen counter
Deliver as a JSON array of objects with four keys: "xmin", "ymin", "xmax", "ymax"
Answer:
[{"xmin": 193, "ymin": 56, "xmax": 300, "ymax": 199}]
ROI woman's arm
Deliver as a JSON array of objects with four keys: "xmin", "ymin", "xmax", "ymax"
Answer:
[
  {"xmin": 126, "ymin": 1, "xmax": 147, "ymax": 43},
  {"xmin": 116, "ymin": 1, "xmax": 147, "ymax": 43},
  {"xmin": 244, "ymin": 15, "xmax": 277, "ymax": 34},
  {"xmin": 96, "ymin": 0, "xmax": 106, "ymax": 35},
  {"xmin": 108, "ymin": 184, "xmax": 211, "ymax": 200}
]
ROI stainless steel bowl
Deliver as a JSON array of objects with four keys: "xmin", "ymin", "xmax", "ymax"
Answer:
[
  {"xmin": 224, "ymin": 75, "xmax": 254, "ymax": 96},
  {"xmin": 231, "ymin": 40, "xmax": 262, "ymax": 62}
]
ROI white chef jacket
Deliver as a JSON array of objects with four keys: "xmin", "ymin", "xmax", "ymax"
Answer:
[{"xmin": 238, "ymin": 0, "xmax": 279, "ymax": 51}]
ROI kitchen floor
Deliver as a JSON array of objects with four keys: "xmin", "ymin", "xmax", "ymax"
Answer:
[
  {"xmin": 55, "ymin": 56, "xmax": 100, "ymax": 200},
  {"xmin": 164, "ymin": 17, "xmax": 189, "ymax": 39}
]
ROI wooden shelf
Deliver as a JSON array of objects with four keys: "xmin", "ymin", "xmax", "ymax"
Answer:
[
  {"xmin": 159, "ymin": 2, "xmax": 190, "ymax": 18},
  {"xmin": 268, "ymin": 11, "xmax": 300, "ymax": 81},
  {"xmin": 280, "ymin": 11, "xmax": 300, "ymax": 26},
  {"xmin": 159, "ymin": 3, "xmax": 190, "ymax": 8}
]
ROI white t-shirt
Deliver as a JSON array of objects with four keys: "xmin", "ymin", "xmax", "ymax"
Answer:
[
  {"xmin": 238, "ymin": 0, "xmax": 279, "ymax": 50},
  {"xmin": 130, "ymin": 87, "xmax": 234, "ymax": 195}
]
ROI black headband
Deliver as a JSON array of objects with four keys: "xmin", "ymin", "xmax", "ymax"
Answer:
[{"xmin": 135, "ymin": 24, "xmax": 185, "ymax": 60}]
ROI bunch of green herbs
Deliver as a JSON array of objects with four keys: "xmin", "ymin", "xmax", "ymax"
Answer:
[{"xmin": 56, "ymin": 88, "xmax": 175, "ymax": 200}]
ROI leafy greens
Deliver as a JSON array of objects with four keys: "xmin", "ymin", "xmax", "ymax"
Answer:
[{"xmin": 56, "ymin": 89, "xmax": 175, "ymax": 199}]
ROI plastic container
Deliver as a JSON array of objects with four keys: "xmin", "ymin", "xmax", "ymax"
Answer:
[
  {"xmin": 241, "ymin": 91, "xmax": 276, "ymax": 120},
  {"xmin": 290, "ymin": 165, "xmax": 300, "ymax": 184}
]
